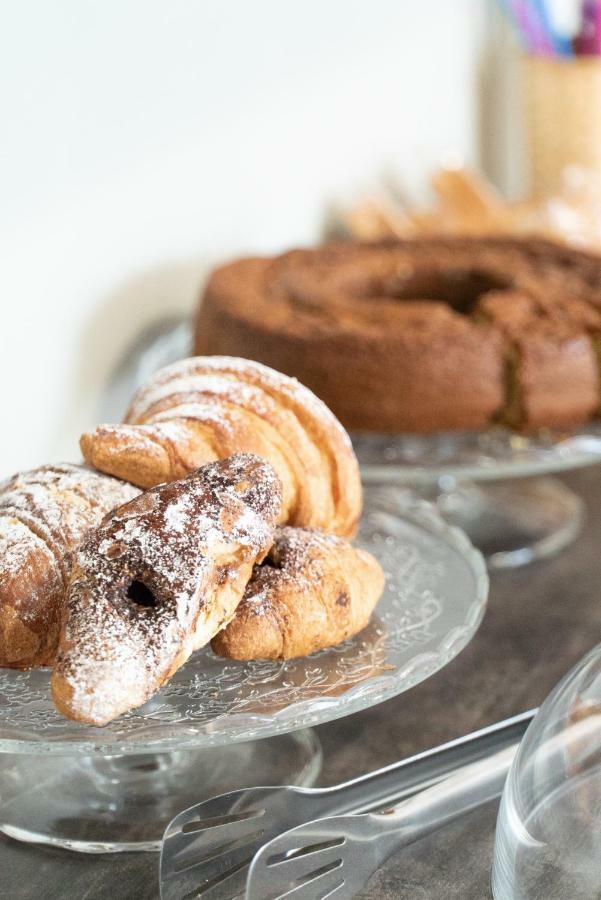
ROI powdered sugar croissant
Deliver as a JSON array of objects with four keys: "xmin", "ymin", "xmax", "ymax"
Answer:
[
  {"xmin": 211, "ymin": 526, "xmax": 385, "ymax": 660},
  {"xmin": 80, "ymin": 356, "xmax": 362, "ymax": 538},
  {"xmin": 51, "ymin": 454, "xmax": 282, "ymax": 725},
  {"xmin": 0, "ymin": 464, "xmax": 139, "ymax": 668}
]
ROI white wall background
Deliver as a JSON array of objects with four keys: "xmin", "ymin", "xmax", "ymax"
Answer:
[{"xmin": 0, "ymin": 0, "xmax": 488, "ymax": 475}]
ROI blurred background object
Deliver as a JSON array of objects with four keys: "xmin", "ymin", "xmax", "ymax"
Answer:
[
  {"xmin": 493, "ymin": 641, "xmax": 601, "ymax": 899},
  {"xmin": 335, "ymin": 1, "xmax": 601, "ymax": 247},
  {"xmin": 6, "ymin": 1, "xmax": 601, "ymax": 474},
  {"xmin": 332, "ymin": 164, "xmax": 601, "ymax": 247},
  {"xmin": 502, "ymin": 0, "xmax": 601, "ymax": 199},
  {"xmin": 523, "ymin": 56, "xmax": 601, "ymax": 197}
]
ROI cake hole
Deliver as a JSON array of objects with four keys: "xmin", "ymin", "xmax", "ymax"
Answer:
[
  {"xmin": 371, "ymin": 268, "xmax": 511, "ymax": 315},
  {"xmin": 126, "ymin": 579, "xmax": 156, "ymax": 609}
]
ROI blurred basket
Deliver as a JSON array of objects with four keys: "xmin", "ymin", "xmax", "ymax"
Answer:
[{"xmin": 524, "ymin": 55, "xmax": 601, "ymax": 197}]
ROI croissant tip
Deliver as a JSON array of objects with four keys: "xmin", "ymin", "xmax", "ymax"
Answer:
[{"xmin": 79, "ymin": 425, "xmax": 172, "ymax": 489}]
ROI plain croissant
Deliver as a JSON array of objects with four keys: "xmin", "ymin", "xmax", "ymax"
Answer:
[{"xmin": 80, "ymin": 356, "xmax": 362, "ymax": 537}]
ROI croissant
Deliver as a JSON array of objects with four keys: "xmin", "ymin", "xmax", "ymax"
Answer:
[
  {"xmin": 211, "ymin": 526, "xmax": 385, "ymax": 660},
  {"xmin": 0, "ymin": 464, "xmax": 139, "ymax": 669},
  {"xmin": 80, "ymin": 356, "xmax": 362, "ymax": 538},
  {"xmin": 51, "ymin": 453, "xmax": 282, "ymax": 725}
]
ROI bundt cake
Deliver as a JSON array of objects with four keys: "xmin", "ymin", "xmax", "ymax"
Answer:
[{"xmin": 195, "ymin": 237, "xmax": 601, "ymax": 433}]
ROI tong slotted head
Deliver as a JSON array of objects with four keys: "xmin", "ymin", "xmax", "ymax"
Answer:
[
  {"xmin": 246, "ymin": 742, "xmax": 518, "ymax": 900},
  {"xmin": 159, "ymin": 710, "xmax": 534, "ymax": 900}
]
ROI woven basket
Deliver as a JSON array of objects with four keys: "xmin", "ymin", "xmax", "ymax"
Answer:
[{"xmin": 523, "ymin": 55, "xmax": 601, "ymax": 197}]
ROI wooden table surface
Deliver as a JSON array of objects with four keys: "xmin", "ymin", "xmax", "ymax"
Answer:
[{"xmin": 3, "ymin": 466, "xmax": 601, "ymax": 900}]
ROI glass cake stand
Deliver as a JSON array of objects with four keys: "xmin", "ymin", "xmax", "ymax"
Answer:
[
  {"xmin": 354, "ymin": 428, "xmax": 601, "ymax": 569},
  {"xmin": 0, "ymin": 488, "xmax": 487, "ymax": 854}
]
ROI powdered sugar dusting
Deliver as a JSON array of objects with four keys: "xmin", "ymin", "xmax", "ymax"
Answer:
[
  {"xmin": 127, "ymin": 356, "xmax": 353, "ymax": 451},
  {"xmin": 151, "ymin": 402, "xmax": 238, "ymax": 437},
  {"xmin": 0, "ymin": 517, "xmax": 54, "ymax": 618},
  {"xmin": 52, "ymin": 453, "xmax": 282, "ymax": 725},
  {"xmin": 0, "ymin": 464, "xmax": 140, "ymax": 667},
  {"xmin": 128, "ymin": 373, "xmax": 274, "ymax": 423},
  {"xmin": 222, "ymin": 527, "xmax": 344, "ymax": 627},
  {"xmin": 212, "ymin": 524, "xmax": 384, "ymax": 660},
  {"xmin": 0, "ymin": 464, "xmax": 139, "ymax": 555},
  {"xmin": 245, "ymin": 527, "xmax": 346, "ymax": 610},
  {"xmin": 164, "ymin": 496, "xmax": 191, "ymax": 534}
]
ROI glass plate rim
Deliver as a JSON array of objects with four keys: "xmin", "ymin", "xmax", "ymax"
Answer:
[{"xmin": 354, "ymin": 425, "xmax": 601, "ymax": 484}]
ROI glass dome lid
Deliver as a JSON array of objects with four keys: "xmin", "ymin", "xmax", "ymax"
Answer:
[{"xmin": 493, "ymin": 644, "xmax": 601, "ymax": 899}]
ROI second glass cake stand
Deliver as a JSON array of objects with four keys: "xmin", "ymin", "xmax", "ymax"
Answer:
[
  {"xmin": 0, "ymin": 488, "xmax": 487, "ymax": 854},
  {"xmin": 354, "ymin": 428, "xmax": 601, "ymax": 569}
]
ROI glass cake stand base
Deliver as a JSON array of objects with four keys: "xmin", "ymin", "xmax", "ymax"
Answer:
[
  {"xmin": 0, "ymin": 729, "xmax": 321, "ymax": 853},
  {"xmin": 413, "ymin": 476, "xmax": 584, "ymax": 570}
]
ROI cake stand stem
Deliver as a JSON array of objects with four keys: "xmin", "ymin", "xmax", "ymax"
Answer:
[
  {"xmin": 420, "ymin": 476, "xmax": 584, "ymax": 569},
  {"xmin": 0, "ymin": 729, "xmax": 322, "ymax": 854}
]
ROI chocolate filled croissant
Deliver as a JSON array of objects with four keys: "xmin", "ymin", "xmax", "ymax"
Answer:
[
  {"xmin": 0, "ymin": 464, "xmax": 139, "ymax": 668},
  {"xmin": 51, "ymin": 453, "xmax": 282, "ymax": 726},
  {"xmin": 80, "ymin": 356, "xmax": 362, "ymax": 538},
  {"xmin": 211, "ymin": 526, "xmax": 385, "ymax": 660}
]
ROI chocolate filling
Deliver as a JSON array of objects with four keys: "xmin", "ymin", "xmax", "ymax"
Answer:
[{"xmin": 126, "ymin": 579, "xmax": 157, "ymax": 609}]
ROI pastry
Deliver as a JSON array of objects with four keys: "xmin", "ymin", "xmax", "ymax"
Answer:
[
  {"xmin": 195, "ymin": 237, "xmax": 601, "ymax": 433},
  {"xmin": 211, "ymin": 526, "xmax": 385, "ymax": 660},
  {"xmin": 51, "ymin": 453, "xmax": 282, "ymax": 725},
  {"xmin": 0, "ymin": 464, "xmax": 139, "ymax": 668},
  {"xmin": 80, "ymin": 355, "xmax": 362, "ymax": 537},
  {"xmin": 338, "ymin": 165, "xmax": 601, "ymax": 252}
]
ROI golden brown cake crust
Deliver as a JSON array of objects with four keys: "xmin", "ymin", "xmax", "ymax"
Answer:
[
  {"xmin": 196, "ymin": 237, "xmax": 601, "ymax": 433},
  {"xmin": 0, "ymin": 464, "xmax": 139, "ymax": 669},
  {"xmin": 211, "ymin": 526, "xmax": 385, "ymax": 660}
]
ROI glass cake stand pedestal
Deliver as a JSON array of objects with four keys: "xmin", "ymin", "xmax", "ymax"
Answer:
[
  {"xmin": 0, "ymin": 488, "xmax": 487, "ymax": 854},
  {"xmin": 354, "ymin": 428, "xmax": 601, "ymax": 569}
]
